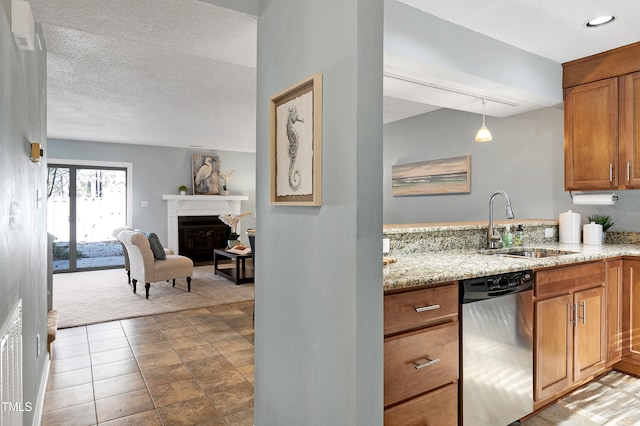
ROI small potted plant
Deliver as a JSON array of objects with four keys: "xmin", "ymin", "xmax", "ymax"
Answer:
[
  {"xmin": 178, "ymin": 185, "xmax": 188, "ymax": 195},
  {"xmin": 587, "ymin": 214, "xmax": 615, "ymax": 243}
]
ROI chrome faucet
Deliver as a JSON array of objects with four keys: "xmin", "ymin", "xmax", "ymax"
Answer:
[{"xmin": 487, "ymin": 190, "xmax": 515, "ymax": 249}]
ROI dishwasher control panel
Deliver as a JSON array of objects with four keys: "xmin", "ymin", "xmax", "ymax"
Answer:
[{"xmin": 460, "ymin": 270, "xmax": 533, "ymax": 303}]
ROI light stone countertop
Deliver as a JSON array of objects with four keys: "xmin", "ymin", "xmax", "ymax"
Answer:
[{"xmin": 383, "ymin": 243, "xmax": 640, "ymax": 292}]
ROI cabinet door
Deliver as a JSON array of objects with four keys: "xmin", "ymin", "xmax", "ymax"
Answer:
[
  {"xmin": 534, "ymin": 294, "xmax": 573, "ymax": 401},
  {"xmin": 384, "ymin": 383, "xmax": 457, "ymax": 426},
  {"xmin": 621, "ymin": 72, "xmax": 640, "ymax": 188},
  {"xmin": 607, "ymin": 260, "xmax": 623, "ymax": 363},
  {"xmin": 622, "ymin": 260, "xmax": 640, "ymax": 360},
  {"xmin": 384, "ymin": 322, "xmax": 458, "ymax": 407},
  {"xmin": 574, "ymin": 287, "xmax": 607, "ymax": 381},
  {"xmin": 564, "ymin": 78, "xmax": 618, "ymax": 190}
]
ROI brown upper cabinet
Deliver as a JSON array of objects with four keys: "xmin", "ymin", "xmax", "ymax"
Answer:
[{"xmin": 563, "ymin": 42, "xmax": 640, "ymax": 191}]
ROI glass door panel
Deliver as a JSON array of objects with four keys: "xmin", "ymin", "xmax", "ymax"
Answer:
[
  {"xmin": 47, "ymin": 167, "xmax": 71, "ymax": 271},
  {"xmin": 75, "ymin": 168, "xmax": 127, "ymax": 269},
  {"xmin": 47, "ymin": 164, "xmax": 127, "ymax": 272}
]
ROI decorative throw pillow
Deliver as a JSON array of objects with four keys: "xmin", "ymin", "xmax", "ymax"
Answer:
[{"xmin": 147, "ymin": 233, "xmax": 166, "ymax": 260}]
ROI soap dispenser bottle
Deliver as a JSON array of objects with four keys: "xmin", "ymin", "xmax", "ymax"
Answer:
[
  {"xmin": 503, "ymin": 225, "xmax": 514, "ymax": 248},
  {"xmin": 515, "ymin": 225, "xmax": 524, "ymax": 247}
]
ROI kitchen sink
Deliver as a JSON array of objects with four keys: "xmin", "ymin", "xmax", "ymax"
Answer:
[{"xmin": 481, "ymin": 248, "xmax": 580, "ymax": 258}]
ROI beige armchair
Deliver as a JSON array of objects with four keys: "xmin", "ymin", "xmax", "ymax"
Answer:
[
  {"xmin": 113, "ymin": 226, "xmax": 174, "ymax": 285},
  {"xmin": 118, "ymin": 229, "xmax": 193, "ymax": 299}
]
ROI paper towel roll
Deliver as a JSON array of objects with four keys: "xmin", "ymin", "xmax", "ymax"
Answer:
[
  {"xmin": 559, "ymin": 210, "xmax": 581, "ymax": 244},
  {"xmin": 572, "ymin": 193, "xmax": 618, "ymax": 205},
  {"xmin": 583, "ymin": 223, "xmax": 603, "ymax": 245}
]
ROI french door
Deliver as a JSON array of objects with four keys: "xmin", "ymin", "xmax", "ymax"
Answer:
[{"xmin": 47, "ymin": 163, "xmax": 129, "ymax": 272}]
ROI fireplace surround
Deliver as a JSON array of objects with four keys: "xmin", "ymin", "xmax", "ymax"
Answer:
[{"xmin": 162, "ymin": 194, "xmax": 248, "ymax": 257}]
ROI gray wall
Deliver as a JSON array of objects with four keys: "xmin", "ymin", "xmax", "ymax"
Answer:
[
  {"xmin": 384, "ymin": 107, "xmax": 640, "ymax": 232},
  {"xmin": 255, "ymin": 0, "xmax": 383, "ymax": 425},
  {"xmin": 0, "ymin": 3, "xmax": 48, "ymax": 424},
  {"xmin": 48, "ymin": 139, "xmax": 256, "ymax": 243}
]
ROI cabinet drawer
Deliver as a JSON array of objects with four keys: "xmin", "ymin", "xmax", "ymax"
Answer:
[
  {"xmin": 384, "ymin": 322, "xmax": 458, "ymax": 407},
  {"xmin": 384, "ymin": 283, "xmax": 458, "ymax": 335},
  {"xmin": 384, "ymin": 382, "xmax": 458, "ymax": 426},
  {"xmin": 535, "ymin": 262, "xmax": 606, "ymax": 299}
]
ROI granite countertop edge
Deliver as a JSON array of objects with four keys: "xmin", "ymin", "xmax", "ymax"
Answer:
[{"xmin": 383, "ymin": 243, "xmax": 640, "ymax": 292}]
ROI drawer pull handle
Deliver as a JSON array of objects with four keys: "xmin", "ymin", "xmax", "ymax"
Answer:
[
  {"xmin": 415, "ymin": 304, "xmax": 440, "ymax": 313},
  {"xmin": 414, "ymin": 358, "xmax": 440, "ymax": 370}
]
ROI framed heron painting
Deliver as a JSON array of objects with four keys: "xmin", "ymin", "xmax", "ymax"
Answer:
[
  {"xmin": 192, "ymin": 154, "xmax": 220, "ymax": 195},
  {"xmin": 270, "ymin": 74, "xmax": 322, "ymax": 206}
]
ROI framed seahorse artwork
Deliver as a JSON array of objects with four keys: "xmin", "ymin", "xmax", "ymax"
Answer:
[{"xmin": 270, "ymin": 74, "xmax": 322, "ymax": 206}]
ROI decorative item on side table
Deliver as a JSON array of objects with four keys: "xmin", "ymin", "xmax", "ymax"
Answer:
[
  {"xmin": 220, "ymin": 169, "xmax": 235, "ymax": 196},
  {"xmin": 587, "ymin": 214, "xmax": 615, "ymax": 244},
  {"xmin": 220, "ymin": 211, "xmax": 251, "ymax": 248},
  {"xmin": 178, "ymin": 185, "xmax": 188, "ymax": 195}
]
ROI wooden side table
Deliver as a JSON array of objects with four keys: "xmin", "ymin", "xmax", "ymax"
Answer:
[{"xmin": 213, "ymin": 248, "xmax": 254, "ymax": 285}]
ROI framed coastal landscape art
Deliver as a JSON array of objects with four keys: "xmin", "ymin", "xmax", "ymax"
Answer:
[
  {"xmin": 270, "ymin": 74, "xmax": 323, "ymax": 206},
  {"xmin": 392, "ymin": 155, "xmax": 471, "ymax": 196}
]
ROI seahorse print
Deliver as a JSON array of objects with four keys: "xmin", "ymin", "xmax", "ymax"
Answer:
[{"xmin": 286, "ymin": 105, "xmax": 304, "ymax": 191}]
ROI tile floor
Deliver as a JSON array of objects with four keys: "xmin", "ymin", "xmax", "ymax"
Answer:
[
  {"xmin": 43, "ymin": 298, "xmax": 640, "ymax": 426},
  {"xmin": 42, "ymin": 301, "xmax": 255, "ymax": 426},
  {"xmin": 523, "ymin": 370, "xmax": 640, "ymax": 426}
]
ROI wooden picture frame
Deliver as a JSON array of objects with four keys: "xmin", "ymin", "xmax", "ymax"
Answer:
[
  {"xmin": 192, "ymin": 154, "xmax": 220, "ymax": 195},
  {"xmin": 392, "ymin": 155, "xmax": 471, "ymax": 196},
  {"xmin": 270, "ymin": 74, "xmax": 322, "ymax": 206}
]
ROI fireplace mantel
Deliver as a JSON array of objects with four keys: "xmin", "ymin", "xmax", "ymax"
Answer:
[{"xmin": 162, "ymin": 194, "xmax": 248, "ymax": 252}]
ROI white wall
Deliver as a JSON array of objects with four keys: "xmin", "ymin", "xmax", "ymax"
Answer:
[
  {"xmin": 254, "ymin": 0, "xmax": 383, "ymax": 424},
  {"xmin": 0, "ymin": 5, "xmax": 49, "ymax": 424},
  {"xmin": 48, "ymin": 139, "xmax": 256, "ymax": 243},
  {"xmin": 384, "ymin": 107, "xmax": 640, "ymax": 232},
  {"xmin": 384, "ymin": 107, "xmax": 563, "ymax": 223}
]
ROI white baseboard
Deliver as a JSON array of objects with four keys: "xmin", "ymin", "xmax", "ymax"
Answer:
[{"xmin": 31, "ymin": 353, "xmax": 50, "ymax": 426}]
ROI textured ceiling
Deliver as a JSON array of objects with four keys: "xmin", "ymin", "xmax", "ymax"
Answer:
[
  {"xmin": 30, "ymin": 0, "xmax": 257, "ymax": 152},
  {"xmin": 28, "ymin": 0, "xmax": 640, "ymax": 151}
]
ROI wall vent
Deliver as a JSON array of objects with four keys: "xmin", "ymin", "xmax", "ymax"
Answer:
[
  {"xmin": 11, "ymin": 0, "xmax": 35, "ymax": 51},
  {"xmin": 0, "ymin": 300, "xmax": 23, "ymax": 426}
]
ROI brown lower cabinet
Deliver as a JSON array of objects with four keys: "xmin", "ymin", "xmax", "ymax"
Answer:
[
  {"xmin": 534, "ymin": 262, "xmax": 607, "ymax": 404},
  {"xmin": 616, "ymin": 258, "xmax": 640, "ymax": 376},
  {"xmin": 382, "ymin": 257, "xmax": 638, "ymax": 424},
  {"xmin": 384, "ymin": 282, "xmax": 458, "ymax": 425},
  {"xmin": 384, "ymin": 382, "xmax": 458, "ymax": 426}
]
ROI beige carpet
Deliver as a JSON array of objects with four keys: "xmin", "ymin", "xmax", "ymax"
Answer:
[{"xmin": 53, "ymin": 265, "xmax": 254, "ymax": 328}]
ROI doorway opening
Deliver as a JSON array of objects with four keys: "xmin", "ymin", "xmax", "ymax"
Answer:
[{"xmin": 47, "ymin": 162, "xmax": 131, "ymax": 272}]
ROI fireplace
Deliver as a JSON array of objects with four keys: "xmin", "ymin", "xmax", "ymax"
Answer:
[
  {"xmin": 162, "ymin": 194, "xmax": 248, "ymax": 257},
  {"xmin": 178, "ymin": 216, "xmax": 230, "ymax": 262}
]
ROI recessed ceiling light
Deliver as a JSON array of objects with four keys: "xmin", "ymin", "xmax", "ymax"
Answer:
[{"xmin": 585, "ymin": 15, "xmax": 615, "ymax": 28}]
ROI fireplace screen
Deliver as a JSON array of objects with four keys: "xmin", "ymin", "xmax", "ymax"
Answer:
[{"xmin": 178, "ymin": 216, "xmax": 230, "ymax": 262}]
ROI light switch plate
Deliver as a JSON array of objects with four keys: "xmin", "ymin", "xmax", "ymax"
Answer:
[
  {"xmin": 141, "ymin": 200, "xmax": 149, "ymax": 208},
  {"xmin": 383, "ymin": 238, "xmax": 390, "ymax": 254},
  {"xmin": 544, "ymin": 228, "xmax": 555, "ymax": 238}
]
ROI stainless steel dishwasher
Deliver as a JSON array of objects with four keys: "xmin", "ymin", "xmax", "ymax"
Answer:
[{"xmin": 460, "ymin": 270, "xmax": 534, "ymax": 426}]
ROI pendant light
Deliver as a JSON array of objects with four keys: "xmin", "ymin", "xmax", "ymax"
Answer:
[{"xmin": 475, "ymin": 98, "xmax": 492, "ymax": 142}]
